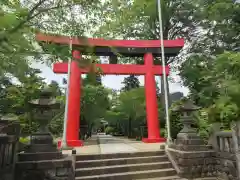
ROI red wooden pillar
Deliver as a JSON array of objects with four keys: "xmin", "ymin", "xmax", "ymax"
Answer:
[
  {"xmin": 58, "ymin": 51, "xmax": 83, "ymax": 147},
  {"xmin": 66, "ymin": 60, "xmax": 83, "ymax": 146},
  {"xmin": 142, "ymin": 53, "xmax": 166, "ymax": 143}
]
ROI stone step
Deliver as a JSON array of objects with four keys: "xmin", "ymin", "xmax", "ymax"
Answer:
[
  {"xmin": 139, "ymin": 176, "xmax": 182, "ymax": 180},
  {"xmin": 15, "ymin": 158, "xmax": 72, "ymax": 170},
  {"xmin": 75, "ymin": 151, "xmax": 165, "ymax": 161},
  {"xmin": 75, "ymin": 168, "xmax": 176, "ymax": 180},
  {"xmin": 75, "ymin": 155, "xmax": 168, "ymax": 168},
  {"xmin": 18, "ymin": 151, "xmax": 62, "ymax": 161},
  {"xmin": 142, "ymin": 177, "xmax": 219, "ymax": 180},
  {"xmin": 76, "ymin": 161, "xmax": 172, "ymax": 177}
]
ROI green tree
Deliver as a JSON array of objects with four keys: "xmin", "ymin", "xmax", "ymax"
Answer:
[
  {"xmin": 48, "ymin": 80, "xmax": 62, "ymax": 97},
  {"xmin": 3, "ymin": 68, "xmax": 46, "ymax": 134},
  {"xmin": 80, "ymin": 85, "xmax": 110, "ymax": 137},
  {"xmin": 121, "ymin": 75, "xmax": 140, "ymax": 92},
  {"xmin": 118, "ymin": 87, "xmax": 146, "ymax": 137},
  {"xmin": 199, "ymin": 0, "xmax": 240, "ymax": 52},
  {"xmin": 179, "ymin": 54, "xmax": 219, "ymax": 107},
  {"xmin": 180, "ymin": 52, "xmax": 240, "ymax": 128},
  {"xmin": 177, "ymin": 1, "xmax": 240, "ymax": 132},
  {"xmin": 83, "ymin": 72, "xmax": 102, "ymax": 86},
  {"xmin": 0, "ymin": 0, "xmax": 104, "ymax": 85}
]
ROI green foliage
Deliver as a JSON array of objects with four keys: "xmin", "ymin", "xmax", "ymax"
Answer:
[
  {"xmin": 104, "ymin": 85, "xmax": 165, "ymax": 138},
  {"xmin": 168, "ymin": 100, "xmax": 183, "ymax": 139},
  {"xmin": 118, "ymin": 87, "xmax": 146, "ymax": 120},
  {"xmin": 0, "ymin": 0, "xmax": 103, "ymax": 137},
  {"xmin": 180, "ymin": 52, "xmax": 240, "ymax": 127},
  {"xmin": 82, "ymin": 72, "xmax": 102, "ymax": 86},
  {"xmin": 19, "ymin": 137, "xmax": 30, "ymax": 144},
  {"xmin": 200, "ymin": 0, "xmax": 240, "ymax": 51},
  {"xmin": 96, "ymin": 0, "xmax": 206, "ymax": 66},
  {"xmin": 105, "ymin": 126, "xmax": 114, "ymax": 135},
  {"xmin": 160, "ymin": 128, "xmax": 165, "ymax": 138},
  {"xmin": 105, "ymin": 110, "xmax": 125, "ymax": 126},
  {"xmin": 49, "ymin": 111, "xmax": 64, "ymax": 136},
  {"xmin": 177, "ymin": 0, "xmax": 240, "ymax": 135},
  {"xmin": 194, "ymin": 109, "xmax": 211, "ymax": 143},
  {"xmin": 121, "ymin": 75, "xmax": 140, "ymax": 92},
  {"xmin": 48, "ymin": 81, "xmax": 62, "ymax": 97},
  {"xmin": 81, "ymin": 84, "xmax": 110, "ymax": 124}
]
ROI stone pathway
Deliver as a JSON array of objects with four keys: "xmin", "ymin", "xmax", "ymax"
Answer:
[
  {"xmin": 98, "ymin": 134, "xmax": 138, "ymax": 154},
  {"xmin": 62, "ymin": 135, "xmax": 100, "ymax": 155},
  {"xmin": 63, "ymin": 134, "xmax": 165, "ymax": 155}
]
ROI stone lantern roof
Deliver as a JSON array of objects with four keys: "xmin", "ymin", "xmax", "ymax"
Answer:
[
  {"xmin": 29, "ymin": 87, "xmax": 60, "ymax": 109},
  {"xmin": 172, "ymin": 100, "xmax": 200, "ymax": 112}
]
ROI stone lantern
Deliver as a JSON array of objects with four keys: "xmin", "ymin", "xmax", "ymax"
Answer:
[
  {"xmin": 16, "ymin": 89, "xmax": 74, "ymax": 180},
  {"xmin": 26, "ymin": 87, "xmax": 60, "ymax": 153},
  {"xmin": 171, "ymin": 99, "xmax": 206, "ymax": 151},
  {"xmin": 173, "ymin": 100, "xmax": 200, "ymax": 134},
  {"xmin": 168, "ymin": 100, "xmax": 215, "ymax": 179}
]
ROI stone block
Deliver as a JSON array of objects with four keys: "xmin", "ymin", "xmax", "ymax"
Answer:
[
  {"xmin": 56, "ymin": 167, "xmax": 69, "ymax": 176},
  {"xmin": 174, "ymin": 144, "xmax": 211, "ymax": 151},
  {"xmin": 167, "ymin": 147, "xmax": 216, "ymax": 179},
  {"xmin": 15, "ymin": 158, "xmax": 74, "ymax": 180},
  {"xmin": 18, "ymin": 151, "xmax": 62, "ymax": 161},
  {"xmin": 24, "ymin": 144, "xmax": 58, "ymax": 153}
]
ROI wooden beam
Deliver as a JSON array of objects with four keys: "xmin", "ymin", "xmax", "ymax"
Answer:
[
  {"xmin": 36, "ymin": 33, "xmax": 184, "ymax": 48},
  {"xmin": 53, "ymin": 63, "xmax": 170, "ymax": 75}
]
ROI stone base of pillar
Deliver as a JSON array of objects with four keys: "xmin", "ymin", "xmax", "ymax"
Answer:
[
  {"xmin": 57, "ymin": 140, "xmax": 84, "ymax": 148},
  {"xmin": 142, "ymin": 137, "xmax": 166, "ymax": 143}
]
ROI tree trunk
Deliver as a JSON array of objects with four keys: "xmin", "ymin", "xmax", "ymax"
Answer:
[
  {"xmin": 128, "ymin": 117, "xmax": 132, "ymax": 138},
  {"xmin": 88, "ymin": 123, "xmax": 93, "ymax": 138},
  {"xmin": 123, "ymin": 121, "xmax": 128, "ymax": 136}
]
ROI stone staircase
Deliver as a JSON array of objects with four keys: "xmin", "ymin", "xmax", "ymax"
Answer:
[{"xmin": 74, "ymin": 151, "xmax": 181, "ymax": 180}]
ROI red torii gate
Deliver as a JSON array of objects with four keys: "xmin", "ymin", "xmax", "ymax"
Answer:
[{"xmin": 36, "ymin": 33, "xmax": 184, "ymax": 147}]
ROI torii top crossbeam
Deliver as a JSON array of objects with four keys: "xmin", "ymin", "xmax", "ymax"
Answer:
[{"xmin": 36, "ymin": 33, "xmax": 184, "ymax": 57}]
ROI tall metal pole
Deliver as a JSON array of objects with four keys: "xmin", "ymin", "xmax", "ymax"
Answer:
[
  {"xmin": 61, "ymin": 37, "xmax": 73, "ymax": 149},
  {"xmin": 157, "ymin": 0, "xmax": 172, "ymax": 144}
]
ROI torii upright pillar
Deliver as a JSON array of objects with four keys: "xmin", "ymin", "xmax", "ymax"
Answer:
[
  {"xmin": 142, "ymin": 53, "xmax": 165, "ymax": 143},
  {"xmin": 58, "ymin": 51, "xmax": 83, "ymax": 147},
  {"xmin": 55, "ymin": 52, "xmax": 169, "ymax": 147}
]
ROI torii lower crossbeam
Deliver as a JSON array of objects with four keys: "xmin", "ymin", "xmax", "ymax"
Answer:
[
  {"xmin": 55, "ymin": 52, "xmax": 169, "ymax": 147},
  {"xmin": 53, "ymin": 63, "xmax": 169, "ymax": 75}
]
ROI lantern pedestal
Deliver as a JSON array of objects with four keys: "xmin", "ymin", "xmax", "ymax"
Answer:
[
  {"xmin": 25, "ymin": 132, "xmax": 59, "ymax": 153},
  {"xmin": 57, "ymin": 139, "xmax": 84, "ymax": 148}
]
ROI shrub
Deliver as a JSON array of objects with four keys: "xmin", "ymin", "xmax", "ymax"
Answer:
[
  {"xmin": 105, "ymin": 126, "xmax": 114, "ymax": 134},
  {"xmin": 160, "ymin": 128, "xmax": 165, "ymax": 137},
  {"xmin": 19, "ymin": 137, "xmax": 30, "ymax": 144}
]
